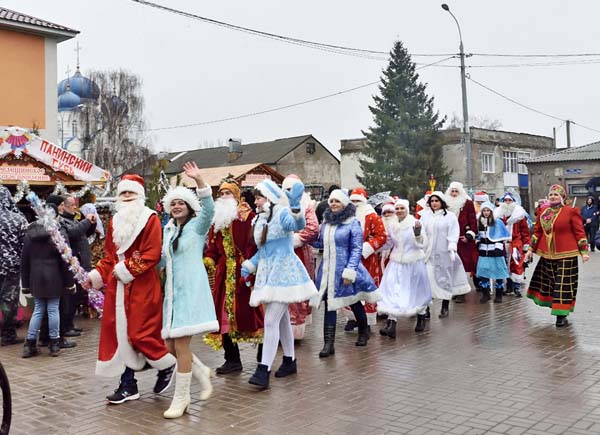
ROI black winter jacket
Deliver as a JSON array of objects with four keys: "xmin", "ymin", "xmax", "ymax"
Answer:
[
  {"xmin": 60, "ymin": 212, "xmax": 95, "ymax": 271},
  {"xmin": 21, "ymin": 222, "xmax": 75, "ymax": 299}
]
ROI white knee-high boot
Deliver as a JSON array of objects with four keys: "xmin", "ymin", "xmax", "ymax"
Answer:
[
  {"xmin": 192, "ymin": 354, "xmax": 213, "ymax": 401},
  {"xmin": 163, "ymin": 371, "xmax": 192, "ymax": 419}
]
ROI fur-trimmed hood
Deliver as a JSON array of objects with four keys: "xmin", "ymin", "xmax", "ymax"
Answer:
[{"xmin": 323, "ymin": 203, "xmax": 356, "ymax": 225}]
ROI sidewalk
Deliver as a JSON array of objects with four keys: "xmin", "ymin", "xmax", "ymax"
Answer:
[{"xmin": 3, "ymin": 253, "xmax": 600, "ymax": 434}]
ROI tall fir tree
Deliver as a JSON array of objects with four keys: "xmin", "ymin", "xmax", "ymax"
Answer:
[{"xmin": 359, "ymin": 41, "xmax": 450, "ymax": 202}]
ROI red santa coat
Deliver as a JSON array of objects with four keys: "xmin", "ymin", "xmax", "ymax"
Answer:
[
  {"xmin": 89, "ymin": 210, "xmax": 175, "ymax": 377},
  {"xmin": 289, "ymin": 203, "xmax": 319, "ymax": 338},
  {"xmin": 349, "ymin": 203, "xmax": 387, "ymax": 325},
  {"xmin": 495, "ymin": 205, "xmax": 531, "ymax": 283},
  {"xmin": 454, "ymin": 199, "xmax": 478, "ymax": 273},
  {"xmin": 203, "ymin": 209, "xmax": 264, "ymax": 349}
]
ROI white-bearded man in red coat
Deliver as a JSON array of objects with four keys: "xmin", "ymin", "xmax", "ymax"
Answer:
[
  {"xmin": 85, "ymin": 174, "xmax": 176, "ymax": 404},
  {"xmin": 445, "ymin": 181, "xmax": 477, "ymax": 302}
]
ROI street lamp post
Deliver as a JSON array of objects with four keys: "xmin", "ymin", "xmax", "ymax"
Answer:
[{"xmin": 442, "ymin": 3, "xmax": 472, "ymax": 193}]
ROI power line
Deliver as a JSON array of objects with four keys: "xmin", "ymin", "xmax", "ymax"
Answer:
[
  {"xmin": 472, "ymin": 52, "xmax": 600, "ymax": 58},
  {"xmin": 130, "ymin": 0, "xmax": 456, "ymax": 60},
  {"xmin": 572, "ymin": 121, "xmax": 600, "ymax": 135},
  {"xmin": 142, "ymin": 57, "xmax": 454, "ymax": 132}
]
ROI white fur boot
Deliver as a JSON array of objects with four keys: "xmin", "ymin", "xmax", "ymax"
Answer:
[
  {"xmin": 192, "ymin": 354, "xmax": 213, "ymax": 401},
  {"xmin": 163, "ymin": 371, "xmax": 192, "ymax": 419}
]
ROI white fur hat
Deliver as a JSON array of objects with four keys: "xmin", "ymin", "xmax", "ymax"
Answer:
[
  {"xmin": 281, "ymin": 174, "xmax": 302, "ymax": 190},
  {"xmin": 162, "ymin": 186, "xmax": 201, "ymax": 213},
  {"xmin": 395, "ymin": 198, "xmax": 410, "ymax": 210},
  {"xmin": 328, "ymin": 189, "xmax": 350, "ymax": 207},
  {"xmin": 382, "ymin": 202, "xmax": 395, "ymax": 213},
  {"xmin": 255, "ymin": 179, "xmax": 284, "ymax": 204},
  {"xmin": 429, "ymin": 191, "xmax": 448, "ymax": 205}
]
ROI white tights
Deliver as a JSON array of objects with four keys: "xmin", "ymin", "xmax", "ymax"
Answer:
[{"xmin": 261, "ymin": 302, "xmax": 294, "ymax": 370}]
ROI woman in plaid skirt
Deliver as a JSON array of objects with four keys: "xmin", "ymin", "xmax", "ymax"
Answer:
[{"xmin": 524, "ymin": 184, "xmax": 590, "ymax": 327}]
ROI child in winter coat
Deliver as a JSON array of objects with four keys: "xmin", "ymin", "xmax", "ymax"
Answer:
[{"xmin": 475, "ymin": 202, "xmax": 511, "ymax": 304}]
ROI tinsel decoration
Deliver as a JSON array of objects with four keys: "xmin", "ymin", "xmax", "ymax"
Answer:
[
  {"xmin": 12, "ymin": 179, "xmax": 31, "ymax": 202},
  {"xmin": 26, "ymin": 191, "xmax": 104, "ymax": 316},
  {"xmin": 52, "ymin": 181, "xmax": 94, "ymax": 198}
]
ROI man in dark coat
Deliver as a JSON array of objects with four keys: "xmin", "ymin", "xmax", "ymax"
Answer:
[
  {"xmin": 0, "ymin": 186, "xmax": 28, "ymax": 346},
  {"xmin": 581, "ymin": 196, "xmax": 599, "ymax": 252}
]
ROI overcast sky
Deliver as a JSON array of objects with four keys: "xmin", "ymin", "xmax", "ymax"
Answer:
[{"xmin": 5, "ymin": 0, "xmax": 600, "ymax": 155}]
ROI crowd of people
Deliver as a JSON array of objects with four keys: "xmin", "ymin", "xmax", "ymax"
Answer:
[{"xmin": 0, "ymin": 165, "xmax": 597, "ymax": 419}]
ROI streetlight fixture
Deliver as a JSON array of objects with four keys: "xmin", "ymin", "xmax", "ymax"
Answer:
[{"xmin": 441, "ymin": 3, "xmax": 472, "ymax": 193}]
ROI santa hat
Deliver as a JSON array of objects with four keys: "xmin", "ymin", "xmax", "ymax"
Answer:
[
  {"xmin": 474, "ymin": 191, "xmax": 489, "ymax": 202},
  {"xmin": 549, "ymin": 184, "xmax": 566, "ymax": 199},
  {"xmin": 395, "ymin": 198, "xmax": 410, "ymax": 210},
  {"xmin": 281, "ymin": 174, "xmax": 302, "ymax": 191},
  {"xmin": 255, "ymin": 179, "xmax": 284, "ymax": 204},
  {"xmin": 162, "ymin": 186, "xmax": 201, "ymax": 214},
  {"xmin": 382, "ymin": 202, "xmax": 395, "ymax": 213},
  {"xmin": 500, "ymin": 191, "xmax": 516, "ymax": 202},
  {"xmin": 118, "ymin": 174, "xmax": 145, "ymax": 198},
  {"xmin": 328, "ymin": 189, "xmax": 350, "ymax": 207},
  {"xmin": 219, "ymin": 179, "xmax": 241, "ymax": 202},
  {"xmin": 349, "ymin": 187, "xmax": 368, "ymax": 203}
]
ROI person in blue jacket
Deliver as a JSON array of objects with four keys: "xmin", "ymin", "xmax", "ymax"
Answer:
[
  {"xmin": 160, "ymin": 161, "xmax": 218, "ymax": 419},
  {"xmin": 581, "ymin": 196, "xmax": 599, "ymax": 252},
  {"xmin": 242, "ymin": 179, "xmax": 318, "ymax": 389},
  {"xmin": 311, "ymin": 189, "xmax": 380, "ymax": 358}
]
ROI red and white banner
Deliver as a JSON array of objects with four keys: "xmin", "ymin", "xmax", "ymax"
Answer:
[{"xmin": 0, "ymin": 127, "xmax": 110, "ymax": 182}]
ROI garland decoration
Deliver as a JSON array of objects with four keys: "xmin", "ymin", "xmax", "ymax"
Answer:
[
  {"xmin": 25, "ymin": 191, "xmax": 104, "ymax": 316},
  {"xmin": 52, "ymin": 181, "xmax": 94, "ymax": 198},
  {"xmin": 12, "ymin": 179, "xmax": 31, "ymax": 203}
]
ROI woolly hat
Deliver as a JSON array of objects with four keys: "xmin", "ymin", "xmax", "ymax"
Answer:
[
  {"xmin": 382, "ymin": 202, "xmax": 395, "ymax": 213},
  {"xmin": 117, "ymin": 174, "xmax": 145, "ymax": 198},
  {"xmin": 479, "ymin": 201, "xmax": 496, "ymax": 213},
  {"xmin": 500, "ymin": 191, "xmax": 516, "ymax": 202},
  {"xmin": 395, "ymin": 198, "xmax": 410, "ymax": 210},
  {"xmin": 162, "ymin": 186, "xmax": 201, "ymax": 214},
  {"xmin": 474, "ymin": 191, "xmax": 489, "ymax": 202},
  {"xmin": 328, "ymin": 189, "xmax": 350, "ymax": 207},
  {"xmin": 429, "ymin": 191, "xmax": 447, "ymax": 205},
  {"xmin": 46, "ymin": 194, "xmax": 65, "ymax": 207},
  {"xmin": 281, "ymin": 174, "xmax": 302, "ymax": 191},
  {"xmin": 255, "ymin": 179, "xmax": 284, "ymax": 204},
  {"xmin": 549, "ymin": 184, "xmax": 566, "ymax": 199},
  {"xmin": 349, "ymin": 187, "xmax": 368, "ymax": 203},
  {"xmin": 219, "ymin": 179, "xmax": 241, "ymax": 202}
]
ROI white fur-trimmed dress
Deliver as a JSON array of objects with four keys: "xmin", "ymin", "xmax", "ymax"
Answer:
[
  {"xmin": 377, "ymin": 215, "xmax": 432, "ymax": 318},
  {"xmin": 161, "ymin": 187, "xmax": 219, "ymax": 339}
]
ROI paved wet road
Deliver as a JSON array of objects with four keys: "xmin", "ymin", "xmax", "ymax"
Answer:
[{"xmin": 3, "ymin": 254, "xmax": 600, "ymax": 434}]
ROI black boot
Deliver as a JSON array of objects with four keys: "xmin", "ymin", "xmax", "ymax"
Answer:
[
  {"xmin": 256, "ymin": 343, "xmax": 263, "ymax": 363},
  {"xmin": 217, "ymin": 334, "xmax": 243, "ymax": 374},
  {"xmin": 556, "ymin": 315, "xmax": 569, "ymax": 327},
  {"xmin": 49, "ymin": 338, "xmax": 60, "ymax": 357},
  {"xmin": 274, "ymin": 356, "xmax": 297, "ymax": 378},
  {"xmin": 454, "ymin": 294, "xmax": 466, "ymax": 304},
  {"xmin": 379, "ymin": 319, "xmax": 391, "ymax": 336},
  {"xmin": 356, "ymin": 326, "xmax": 369, "ymax": 346},
  {"xmin": 386, "ymin": 320, "xmax": 397, "ymax": 339},
  {"xmin": 248, "ymin": 364, "xmax": 270, "ymax": 388},
  {"xmin": 319, "ymin": 324, "xmax": 336, "ymax": 358},
  {"xmin": 425, "ymin": 306, "xmax": 431, "ymax": 319},
  {"xmin": 59, "ymin": 338, "xmax": 77, "ymax": 349},
  {"xmin": 494, "ymin": 287, "xmax": 503, "ymax": 303},
  {"xmin": 22, "ymin": 339, "xmax": 39, "ymax": 358},
  {"xmin": 439, "ymin": 300, "xmax": 449, "ymax": 318},
  {"xmin": 415, "ymin": 315, "xmax": 426, "ymax": 333},
  {"xmin": 1, "ymin": 330, "xmax": 24, "ymax": 346},
  {"xmin": 344, "ymin": 319, "xmax": 357, "ymax": 332},
  {"xmin": 479, "ymin": 290, "xmax": 491, "ymax": 304}
]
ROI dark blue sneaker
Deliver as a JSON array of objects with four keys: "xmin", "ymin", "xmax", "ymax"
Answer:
[
  {"xmin": 153, "ymin": 364, "xmax": 175, "ymax": 394},
  {"xmin": 106, "ymin": 384, "xmax": 139, "ymax": 404}
]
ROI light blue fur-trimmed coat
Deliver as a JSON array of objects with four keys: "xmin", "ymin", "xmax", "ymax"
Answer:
[
  {"xmin": 244, "ymin": 204, "xmax": 318, "ymax": 306},
  {"xmin": 161, "ymin": 187, "xmax": 219, "ymax": 339}
]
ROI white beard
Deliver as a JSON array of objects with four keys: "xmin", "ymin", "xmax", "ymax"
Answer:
[
  {"xmin": 213, "ymin": 197, "xmax": 239, "ymax": 233},
  {"xmin": 497, "ymin": 202, "xmax": 516, "ymax": 218},
  {"xmin": 445, "ymin": 194, "xmax": 468, "ymax": 215},
  {"xmin": 382, "ymin": 215, "xmax": 398, "ymax": 234},
  {"xmin": 113, "ymin": 198, "xmax": 147, "ymax": 249}
]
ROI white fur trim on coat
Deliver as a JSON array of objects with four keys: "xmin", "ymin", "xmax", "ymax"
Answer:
[
  {"xmin": 242, "ymin": 259, "xmax": 256, "ymax": 274},
  {"xmin": 362, "ymin": 241, "xmax": 375, "ymax": 259},
  {"xmin": 161, "ymin": 320, "xmax": 220, "ymax": 339},
  {"xmin": 325, "ymin": 291, "xmax": 381, "ymax": 311},
  {"xmin": 447, "ymin": 242, "xmax": 457, "ymax": 252},
  {"xmin": 249, "ymin": 282, "xmax": 318, "ymax": 307},
  {"xmin": 293, "ymin": 233, "xmax": 303, "ymax": 248},
  {"xmin": 117, "ymin": 179, "xmax": 145, "ymax": 198},
  {"xmin": 342, "ymin": 268, "xmax": 357, "ymax": 283},
  {"xmin": 88, "ymin": 269, "xmax": 104, "ymax": 289},
  {"xmin": 114, "ymin": 261, "xmax": 135, "ymax": 284},
  {"xmin": 146, "ymin": 352, "xmax": 177, "ymax": 371}
]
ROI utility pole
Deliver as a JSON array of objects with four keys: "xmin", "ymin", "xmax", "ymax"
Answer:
[
  {"xmin": 566, "ymin": 120, "xmax": 572, "ymax": 148},
  {"xmin": 442, "ymin": 4, "xmax": 472, "ymax": 193}
]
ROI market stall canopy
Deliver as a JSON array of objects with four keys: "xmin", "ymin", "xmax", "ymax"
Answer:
[
  {"xmin": 0, "ymin": 127, "xmax": 110, "ymax": 184},
  {"xmin": 171, "ymin": 163, "xmax": 283, "ymax": 188}
]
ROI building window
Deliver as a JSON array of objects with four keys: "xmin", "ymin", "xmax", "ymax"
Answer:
[
  {"xmin": 306, "ymin": 142, "xmax": 316, "ymax": 154},
  {"xmin": 481, "ymin": 152, "xmax": 495, "ymax": 173},
  {"xmin": 568, "ymin": 184, "xmax": 589, "ymax": 196},
  {"xmin": 503, "ymin": 151, "xmax": 518, "ymax": 173},
  {"xmin": 518, "ymin": 152, "xmax": 531, "ymax": 174},
  {"xmin": 71, "ymin": 120, "xmax": 78, "ymax": 137}
]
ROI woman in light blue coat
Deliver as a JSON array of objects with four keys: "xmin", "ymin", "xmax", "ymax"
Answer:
[{"xmin": 160, "ymin": 162, "xmax": 218, "ymax": 419}]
